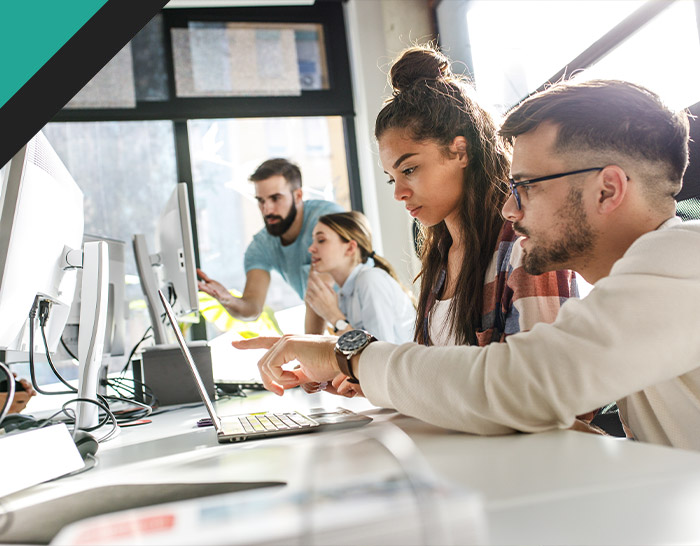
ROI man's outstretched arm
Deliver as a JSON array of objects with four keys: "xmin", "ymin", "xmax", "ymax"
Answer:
[{"xmin": 198, "ymin": 268, "xmax": 270, "ymax": 321}]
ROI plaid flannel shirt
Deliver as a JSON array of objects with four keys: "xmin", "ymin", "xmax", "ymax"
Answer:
[{"xmin": 475, "ymin": 221, "xmax": 578, "ymax": 346}]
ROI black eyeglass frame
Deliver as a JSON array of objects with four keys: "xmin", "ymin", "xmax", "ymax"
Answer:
[{"xmin": 508, "ymin": 167, "xmax": 603, "ymax": 209}]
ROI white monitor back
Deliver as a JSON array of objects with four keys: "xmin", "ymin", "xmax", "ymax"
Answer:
[
  {"xmin": 155, "ymin": 183, "xmax": 199, "ymax": 321},
  {"xmin": 0, "ymin": 132, "xmax": 83, "ymax": 354}
]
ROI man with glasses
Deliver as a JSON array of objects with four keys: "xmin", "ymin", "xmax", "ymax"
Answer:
[
  {"xmin": 198, "ymin": 158, "xmax": 342, "ymax": 333},
  {"xmin": 237, "ymin": 80, "xmax": 700, "ymax": 450}
]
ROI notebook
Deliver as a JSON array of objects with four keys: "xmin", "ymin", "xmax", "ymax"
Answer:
[{"xmin": 158, "ymin": 290, "xmax": 371, "ymax": 442}]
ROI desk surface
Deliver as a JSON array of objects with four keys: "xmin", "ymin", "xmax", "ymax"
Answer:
[{"xmin": 4, "ymin": 389, "xmax": 700, "ymax": 545}]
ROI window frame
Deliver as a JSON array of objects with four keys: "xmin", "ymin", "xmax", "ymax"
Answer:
[{"xmin": 50, "ymin": 1, "xmax": 362, "ymax": 339}]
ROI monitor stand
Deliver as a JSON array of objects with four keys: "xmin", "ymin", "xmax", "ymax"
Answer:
[
  {"xmin": 132, "ymin": 233, "xmax": 168, "ymax": 345},
  {"xmin": 74, "ymin": 241, "xmax": 109, "ymax": 432}
]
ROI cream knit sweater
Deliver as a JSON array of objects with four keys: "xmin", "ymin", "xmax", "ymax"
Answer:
[{"xmin": 359, "ymin": 218, "xmax": 700, "ymax": 451}]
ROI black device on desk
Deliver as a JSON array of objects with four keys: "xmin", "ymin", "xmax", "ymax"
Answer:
[
  {"xmin": 0, "ymin": 378, "xmax": 25, "ymax": 391},
  {"xmin": 159, "ymin": 290, "xmax": 372, "ymax": 442},
  {"xmin": 134, "ymin": 341, "xmax": 216, "ymax": 406}
]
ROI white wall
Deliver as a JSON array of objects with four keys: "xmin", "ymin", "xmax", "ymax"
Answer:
[{"xmin": 344, "ymin": 0, "xmax": 434, "ymax": 290}]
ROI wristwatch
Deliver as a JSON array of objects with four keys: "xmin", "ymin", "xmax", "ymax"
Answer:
[
  {"xmin": 334, "ymin": 329, "xmax": 376, "ymax": 384},
  {"xmin": 333, "ymin": 318, "xmax": 349, "ymax": 333}
]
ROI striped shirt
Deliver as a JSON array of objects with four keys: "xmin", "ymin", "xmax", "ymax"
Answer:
[{"xmin": 426, "ymin": 221, "xmax": 578, "ymax": 347}]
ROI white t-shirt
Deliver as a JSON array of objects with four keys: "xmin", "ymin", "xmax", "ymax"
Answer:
[{"xmin": 428, "ymin": 298, "xmax": 459, "ymax": 346}]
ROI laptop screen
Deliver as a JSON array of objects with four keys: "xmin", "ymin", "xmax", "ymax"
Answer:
[{"xmin": 158, "ymin": 289, "xmax": 222, "ymax": 429}]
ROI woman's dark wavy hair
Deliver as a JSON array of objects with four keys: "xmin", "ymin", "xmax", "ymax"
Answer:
[{"xmin": 375, "ymin": 45, "xmax": 511, "ymax": 345}]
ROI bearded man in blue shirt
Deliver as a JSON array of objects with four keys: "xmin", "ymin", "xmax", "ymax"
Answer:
[{"xmin": 198, "ymin": 158, "xmax": 342, "ymax": 334}]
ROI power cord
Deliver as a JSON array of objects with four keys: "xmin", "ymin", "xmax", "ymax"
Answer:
[
  {"xmin": 26, "ymin": 302, "xmax": 158, "ymax": 436},
  {"xmin": 27, "ymin": 300, "xmax": 74, "ymax": 396},
  {"xmin": 24, "ymin": 300, "xmax": 121, "ymax": 441},
  {"xmin": 60, "ymin": 336, "xmax": 78, "ymax": 361},
  {"xmin": 120, "ymin": 326, "xmax": 153, "ymax": 375},
  {"xmin": 114, "ymin": 325, "xmax": 160, "ymax": 411}
]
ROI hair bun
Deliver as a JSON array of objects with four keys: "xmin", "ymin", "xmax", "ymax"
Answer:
[{"xmin": 389, "ymin": 46, "xmax": 452, "ymax": 93}]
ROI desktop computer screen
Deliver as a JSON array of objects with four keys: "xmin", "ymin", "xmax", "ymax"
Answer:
[
  {"xmin": 133, "ymin": 183, "xmax": 200, "ymax": 345},
  {"xmin": 157, "ymin": 183, "xmax": 199, "ymax": 321},
  {"xmin": 0, "ymin": 132, "xmax": 84, "ymax": 357},
  {"xmin": 0, "ymin": 131, "xmax": 110, "ymax": 431}
]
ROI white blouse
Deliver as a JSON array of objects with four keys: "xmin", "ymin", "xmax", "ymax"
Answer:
[{"xmin": 338, "ymin": 260, "xmax": 416, "ymax": 344}]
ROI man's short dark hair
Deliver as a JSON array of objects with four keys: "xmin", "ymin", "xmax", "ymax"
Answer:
[
  {"xmin": 500, "ymin": 79, "xmax": 690, "ymax": 185},
  {"xmin": 249, "ymin": 158, "xmax": 302, "ymax": 190}
]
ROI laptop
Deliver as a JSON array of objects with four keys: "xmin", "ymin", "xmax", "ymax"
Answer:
[
  {"xmin": 158, "ymin": 290, "xmax": 371, "ymax": 442},
  {"xmin": 208, "ymin": 329, "xmax": 266, "ymax": 393}
]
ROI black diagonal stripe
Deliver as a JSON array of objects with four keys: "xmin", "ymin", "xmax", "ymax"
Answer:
[{"xmin": 0, "ymin": 0, "xmax": 169, "ymax": 168}]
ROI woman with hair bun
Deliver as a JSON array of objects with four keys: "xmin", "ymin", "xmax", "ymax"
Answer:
[
  {"xmin": 328, "ymin": 44, "xmax": 587, "ymax": 412},
  {"xmin": 370, "ymin": 44, "xmax": 578, "ymax": 351},
  {"xmin": 305, "ymin": 211, "xmax": 415, "ymax": 345}
]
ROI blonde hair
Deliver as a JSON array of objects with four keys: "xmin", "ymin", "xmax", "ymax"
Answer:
[{"xmin": 318, "ymin": 211, "xmax": 413, "ymax": 302}]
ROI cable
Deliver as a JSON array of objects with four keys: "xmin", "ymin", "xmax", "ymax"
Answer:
[
  {"xmin": 107, "ymin": 376, "xmax": 158, "ymax": 408},
  {"xmin": 0, "ymin": 362, "xmax": 15, "ymax": 425},
  {"xmin": 60, "ymin": 337, "xmax": 78, "ymax": 361},
  {"xmin": 27, "ymin": 301, "xmax": 74, "ymax": 396},
  {"xmin": 100, "ymin": 392, "xmax": 153, "ymax": 424},
  {"xmin": 120, "ymin": 326, "xmax": 153, "ymax": 375},
  {"xmin": 58, "ymin": 397, "xmax": 119, "ymax": 442},
  {"xmin": 112, "ymin": 325, "xmax": 160, "ymax": 414},
  {"xmin": 41, "ymin": 324, "xmax": 77, "ymax": 393}
]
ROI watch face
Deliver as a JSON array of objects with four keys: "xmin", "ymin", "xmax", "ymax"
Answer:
[{"xmin": 337, "ymin": 329, "xmax": 370, "ymax": 352}]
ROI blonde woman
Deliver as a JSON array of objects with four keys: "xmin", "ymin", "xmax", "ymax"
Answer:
[{"xmin": 305, "ymin": 211, "xmax": 415, "ymax": 344}]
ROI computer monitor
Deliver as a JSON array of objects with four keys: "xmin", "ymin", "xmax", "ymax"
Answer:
[
  {"xmin": 0, "ymin": 132, "xmax": 84, "ymax": 356},
  {"xmin": 133, "ymin": 183, "xmax": 199, "ymax": 345},
  {"xmin": 63, "ymin": 235, "xmax": 127, "ymax": 363},
  {"xmin": 0, "ymin": 131, "xmax": 109, "ymax": 432}
]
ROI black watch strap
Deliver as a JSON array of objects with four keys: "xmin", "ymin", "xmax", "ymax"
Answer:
[{"xmin": 333, "ymin": 318, "xmax": 348, "ymax": 333}]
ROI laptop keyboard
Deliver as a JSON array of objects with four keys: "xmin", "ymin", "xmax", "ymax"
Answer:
[{"xmin": 227, "ymin": 412, "xmax": 317, "ymax": 435}]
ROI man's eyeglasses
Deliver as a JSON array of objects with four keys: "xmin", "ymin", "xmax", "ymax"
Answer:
[{"xmin": 508, "ymin": 167, "xmax": 603, "ymax": 210}]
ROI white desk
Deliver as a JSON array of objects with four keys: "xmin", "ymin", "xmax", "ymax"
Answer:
[{"xmin": 3, "ymin": 389, "xmax": 700, "ymax": 545}]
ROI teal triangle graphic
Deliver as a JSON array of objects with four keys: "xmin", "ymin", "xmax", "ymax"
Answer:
[{"xmin": 0, "ymin": 0, "xmax": 108, "ymax": 109}]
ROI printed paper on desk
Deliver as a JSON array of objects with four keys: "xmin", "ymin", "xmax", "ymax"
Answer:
[{"xmin": 50, "ymin": 475, "xmax": 486, "ymax": 546}]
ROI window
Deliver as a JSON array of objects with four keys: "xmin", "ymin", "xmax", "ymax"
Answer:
[
  {"xmin": 189, "ymin": 116, "xmax": 350, "ymax": 322},
  {"xmin": 579, "ymin": 0, "xmax": 700, "ymax": 110},
  {"xmin": 439, "ymin": 0, "xmax": 700, "ymax": 221},
  {"xmin": 49, "ymin": 2, "xmax": 359, "ymax": 351},
  {"xmin": 171, "ymin": 22, "xmax": 328, "ymax": 97},
  {"xmin": 464, "ymin": 0, "xmax": 644, "ymax": 113},
  {"xmin": 42, "ymin": 121, "xmax": 178, "ymax": 348}
]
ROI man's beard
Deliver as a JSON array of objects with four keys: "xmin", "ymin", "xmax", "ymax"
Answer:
[
  {"xmin": 264, "ymin": 199, "xmax": 298, "ymax": 237},
  {"xmin": 516, "ymin": 187, "xmax": 595, "ymax": 275}
]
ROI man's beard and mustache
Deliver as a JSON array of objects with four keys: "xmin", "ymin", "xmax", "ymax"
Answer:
[
  {"xmin": 264, "ymin": 199, "xmax": 298, "ymax": 236},
  {"xmin": 515, "ymin": 187, "xmax": 595, "ymax": 276}
]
